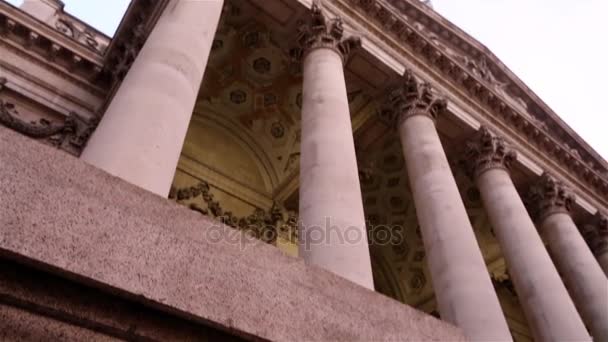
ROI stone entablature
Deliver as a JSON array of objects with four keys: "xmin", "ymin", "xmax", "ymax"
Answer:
[
  {"xmin": 53, "ymin": 9, "xmax": 109, "ymax": 54},
  {"xmin": 0, "ymin": 1, "xmax": 106, "ymax": 84},
  {"xmin": 17, "ymin": 0, "xmax": 109, "ymax": 54},
  {"xmin": 381, "ymin": 0, "xmax": 605, "ymax": 173},
  {"xmin": 336, "ymin": 0, "xmax": 608, "ymax": 203}
]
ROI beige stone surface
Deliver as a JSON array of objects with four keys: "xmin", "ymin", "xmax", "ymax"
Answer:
[{"xmin": 0, "ymin": 126, "xmax": 465, "ymax": 341}]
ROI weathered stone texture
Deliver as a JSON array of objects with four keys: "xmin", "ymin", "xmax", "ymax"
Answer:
[{"xmin": 0, "ymin": 126, "xmax": 464, "ymax": 341}]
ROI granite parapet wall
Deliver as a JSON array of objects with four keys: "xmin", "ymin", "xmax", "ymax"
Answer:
[{"xmin": 0, "ymin": 126, "xmax": 465, "ymax": 341}]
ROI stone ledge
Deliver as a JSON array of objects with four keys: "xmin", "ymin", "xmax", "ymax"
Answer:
[{"xmin": 0, "ymin": 126, "xmax": 465, "ymax": 341}]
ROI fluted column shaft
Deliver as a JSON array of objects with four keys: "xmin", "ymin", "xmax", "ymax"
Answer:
[
  {"xmin": 297, "ymin": 5, "xmax": 373, "ymax": 289},
  {"xmin": 81, "ymin": 0, "xmax": 224, "ymax": 196},
  {"xmin": 386, "ymin": 73, "xmax": 511, "ymax": 341},
  {"xmin": 465, "ymin": 128, "xmax": 590, "ymax": 341},
  {"xmin": 530, "ymin": 174, "xmax": 608, "ymax": 342}
]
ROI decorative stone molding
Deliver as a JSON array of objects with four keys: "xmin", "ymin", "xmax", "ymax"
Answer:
[
  {"xmin": 527, "ymin": 173, "xmax": 576, "ymax": 223},
  {"xmin": 54, "ymin": 15, "xmax": 108, "ymax": 54},
  {"xmin": 101, "ymin": 0, "xmax": 170, "ymax": 103},
  {"xmin": 344, "ymin": 0, "xmax": 608, "ymax": 201},
  {"xmin": 0, "ymin": 100, "xmax": 97, "ymax": 156},
  {"xmin": 580, "ymin": 213, "xmax": 608, "ymax": 257},
  {"xmin": 379, "ymin": 69, "xmax": 447, "ymax": 125},
  {"xmin": 169, "ymin": 181, "xmax": 298, "ymax": 245},
  {"xmin": 295, "ymin": 4, "xmax": 361, "ymax": 63},
  {"xmin": 463, "ymin": 126, "xmax": 517, "ymax": 179},
  {"xmin": 104, "ymin": 23, "xmax": 147, "ymax": 83},
  {"xmin": 0, "ymin": 4, "xmax": 106, "ymax": 88}
]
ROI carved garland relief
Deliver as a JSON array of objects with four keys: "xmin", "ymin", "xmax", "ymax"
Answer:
[
  {"xmin": 0, "ymin": 98, "xmax": 97, "ymax": 156},
  {"xmin": 170, "ymin": 181, "xmax": 298, "ymax": 245}
]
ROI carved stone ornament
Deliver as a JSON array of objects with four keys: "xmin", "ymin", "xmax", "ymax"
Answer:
[
  {"xmin": 348, "ymin": 0, "xmax": 608, "ymax": 199},
  {"xmin": 379, "ymin": 69, "xmax": 447, "ymax": 126},
  {"xmin": 580, "ymin": 213, "xmax": 608, "ymax": 256},
  {"xmin": 0, "ymin": 100, "xmax": 98, "ymax": 155},
  {"xmin": 527, "ymin": 173, "xmax": 576, "ymax": 223},
  {"xmin": 463, "ymin": 126, "xmax": 517, "ymax": 179},
  {"xmin": 295, "ymin": 4, "xmax": 361, "ymax": 63},
  {"xmin": 169, "ymin": 182, "xmax": 299, "ymax": 245}
]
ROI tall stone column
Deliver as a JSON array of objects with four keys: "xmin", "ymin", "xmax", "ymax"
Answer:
[
  {"xmin": 382, "ymin": 72, "xmax": 511, "ymax": 341},
  {"xmin": 296, "ymin": 5, "xmax": 374, "ymax": 289},
  {"xmin": 529, "ymin": 174, "xmax": 608, "ymax": 342},
  {"xmin": 464, "ymin": 128, "xmax": 590, "ymax": 342},
  {"xmin": 81, "ymin": 0, "xmax": 225, "ymax": 197},
  {"xmin": 580, "ymin": 213, "xmax": 608, "ymax": 277}
]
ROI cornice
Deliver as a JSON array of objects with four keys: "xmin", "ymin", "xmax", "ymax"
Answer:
[
  {"xmin": 0, "ymin": 2, "xmax": 104, "ymax": 64},
  {"xmin": 382, "ymin": 0, "xmax": 607, "ymax": 171},
  {"xmin": 0, "ymin": 2, "xmax": 108, "ymax": 90},
  {"xmin": 345, "ymin": 0, "xmax": 608, "ymax": 202}
]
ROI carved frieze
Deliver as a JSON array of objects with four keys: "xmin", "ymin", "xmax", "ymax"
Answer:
[
  {"xmin": 0, "ymin": 7, "xmax": 106, "ymax": 86},
  {"xmin": 54, "ymin": 16, "xmax": 108, "ymax": 54},
  {"xmin": 379, "ymin": 69, "xmax": 447, "ymax": 125},
  {"xmin": 463, "ymin": 126, "xmax": 517, "ymax": 179},
  {"xmin": 295, "ymin": 4, "xmax": 361, "ymax": 63},
  {"xmin": 527, "ymin": 173, "xmax": 575, "ymax": 223},
  {"xmin": 0, "ymin": 100, "xmax": 97, "ymax": 156},
  {"xmin": 170, "ymin": 182, "xmax": 299, "ymax": 245}
]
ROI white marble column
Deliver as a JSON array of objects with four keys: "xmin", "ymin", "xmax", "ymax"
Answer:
[
  {"xmin": 465, "ymin": 128, "xmax": 590, "ymax": 342},
  {"xmin": 297, "ymin": 5, "xmax": 374, "ymax": 289},
  {"xmin": 384, "ymin": 72, "xmax": 511, "ymax": 341},
  {"xmin": 580, "ymin": 213, "xmax": 608, "ymax": 277},
  {"xmin": 529, "ymin": 174, "xmax": 608, "ymax": 342},
  {"xmin": 81, "ymin": 0, "xmax": 224, "ymax": 197}
]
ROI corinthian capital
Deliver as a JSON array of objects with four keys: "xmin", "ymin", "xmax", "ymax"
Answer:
[
  {"xmin": 581, "ymin": 213, "xmax": 608, "ymax": 256},
  {"xmin": 527, "ymin": 173, "xmax": 576, "ymax": 222},
  {"xmin": 379, "ymin": 69, "xmax": 447, "ymax": 126},
  {"xmin": 296, "ymin": 4, "xmax": 361, "ymax": 63},
  {"xmin": 463, "ymin": 126, "xmax": 517, "ymax": 179}
]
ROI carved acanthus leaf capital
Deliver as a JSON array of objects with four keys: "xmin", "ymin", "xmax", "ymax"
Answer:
[
  {"xmin": 379, "ymin": 69, "xmax": 447, "ymax": 126},
  {"xmin": 527, "ymin": 173, "xmax": 576, "ymax": 223},
  {"xmin": 581, "ymin": 212, "xmax": 608, "ymax": 256},
  {"xmin": 463, "ymin": 126, "xmax": 517, "ymax": 179},
  {"xmin": 296, "ymin": 4, "xmax": 361, "ymax": 63}
]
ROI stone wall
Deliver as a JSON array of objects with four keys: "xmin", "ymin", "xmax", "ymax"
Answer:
[{"xmin": 0, "ymin": 126, "xmax": 464, "ymax": 341}]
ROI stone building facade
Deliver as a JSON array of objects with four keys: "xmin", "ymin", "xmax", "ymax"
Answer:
[{"xmin": 1, "ymin": 0, "xmax": 607, "ymax": 341}]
